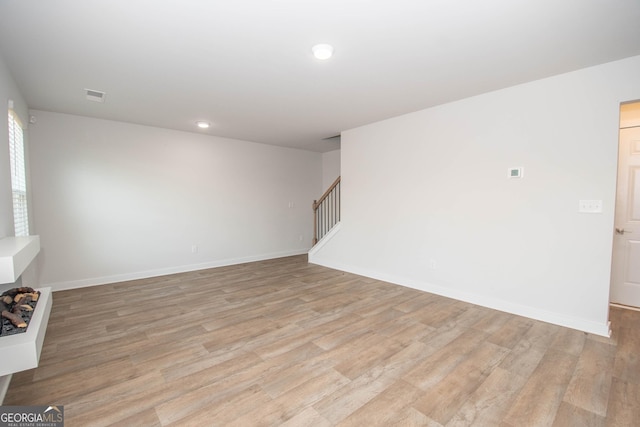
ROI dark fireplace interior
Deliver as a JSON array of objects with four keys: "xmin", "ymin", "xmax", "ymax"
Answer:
[{"xmin": 0, "ymin": 287, "xmax": 40, "ymax": 337}]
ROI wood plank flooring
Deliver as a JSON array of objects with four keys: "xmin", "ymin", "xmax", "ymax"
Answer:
[{"xmin": 4, "ymin": 255, "xmax": 640, "ymax": 426}]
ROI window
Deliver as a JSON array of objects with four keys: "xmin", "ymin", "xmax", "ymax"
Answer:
[{"xmin": 8, "ymin": 110, "xmax": 29, "ymax": 236}]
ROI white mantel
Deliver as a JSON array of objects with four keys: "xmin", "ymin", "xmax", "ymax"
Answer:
[{"xmin": 0, "ymin": 236, "xmax": 40, "ymax": 284}]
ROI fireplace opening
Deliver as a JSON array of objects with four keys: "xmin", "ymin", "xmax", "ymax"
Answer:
[{"xmin": 0, "ymin": 287, "xmax": 40, "ymax": 337}]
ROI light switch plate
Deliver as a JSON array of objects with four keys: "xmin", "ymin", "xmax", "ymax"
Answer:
[{"xmin": 579, "ymin": 200, "xmax": 603, "ymax": 213}]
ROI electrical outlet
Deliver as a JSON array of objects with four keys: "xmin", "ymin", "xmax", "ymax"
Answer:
[
  {"xmin": 191, "ymin": 245, "xmax": 198, "ymax": 253},
  {"xmin": 429, "ymin": 259, "xmax": 437, "ymax": 269}
]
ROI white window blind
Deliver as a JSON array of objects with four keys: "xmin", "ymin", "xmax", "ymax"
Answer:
[{"xmin": 8, "ymin": 110, "xmax": 29, "ymax": 236}]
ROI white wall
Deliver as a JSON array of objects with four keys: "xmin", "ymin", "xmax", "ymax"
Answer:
[
  {"xmin": 311, "ymin": 55, "xmax": 640, "ymax": 336},
  {"xmin": 29, "ymin": 111, "xmax": 322, "ymax": 289},
  {"xmin": 322, "ymin": 149, "xmax": 341, "ymax": 190}
]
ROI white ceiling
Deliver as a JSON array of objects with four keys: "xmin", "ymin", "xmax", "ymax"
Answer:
[{"xmin": 1, "ymin": 0, "xmax": 639, "ymax": 153}]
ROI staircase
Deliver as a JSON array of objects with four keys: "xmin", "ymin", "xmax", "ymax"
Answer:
[{"xmin": 312, "ymin": 176, "xmax": 341, "ymax": 244}]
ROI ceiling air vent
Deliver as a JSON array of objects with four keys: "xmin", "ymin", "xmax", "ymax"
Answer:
[{"xmin": 85, "ymin": 88, "xmax": 106, "ymax": 103}]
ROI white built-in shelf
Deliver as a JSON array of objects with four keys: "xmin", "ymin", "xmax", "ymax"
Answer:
[
  {"xmin": 0, "ymin": 287, "xmax": 52, "ymax": 376},
  {"xmin": 0, "ymin": 236, "xmax": 40, "ymax": 284}
]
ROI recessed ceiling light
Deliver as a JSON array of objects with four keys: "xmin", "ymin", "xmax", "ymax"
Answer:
[
  {"xmin": 312, "ymin": 44, "xmax": 334, "ymax": 60},
  {"xmin": 196, "ymin": 121, "xmax": 210, "ymax": 129}
]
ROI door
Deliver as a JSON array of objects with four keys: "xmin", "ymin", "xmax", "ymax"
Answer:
[{"xmin": 611, "ymin": 124, "xmax": 640, "ymax": 307}]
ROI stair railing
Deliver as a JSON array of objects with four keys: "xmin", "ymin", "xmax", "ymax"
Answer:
[{"xmin": 313, "ymin": 176, "xmax": 341, "ymax": 244}]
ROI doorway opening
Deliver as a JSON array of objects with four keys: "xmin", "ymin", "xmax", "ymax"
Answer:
[{"xmin": 611, "ymin": 100, "xmax": 640, "ymax": 310}]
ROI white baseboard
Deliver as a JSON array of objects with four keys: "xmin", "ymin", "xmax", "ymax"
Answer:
[
  {"xmin": 610, "ymin": 302, "xmax": 640, "ymax": 312},
  {"xmin": 45, "ymin": 249, "xmax": 310, "ymax": 292},
  {"xmin": 310, "ymin": 258, "xmax": 611, "ymax": 338}
]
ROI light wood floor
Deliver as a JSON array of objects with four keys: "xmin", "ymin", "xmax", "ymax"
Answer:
[{"xmin": 4, "ymin": 255, "xmax": 640, "ymax": 426}]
